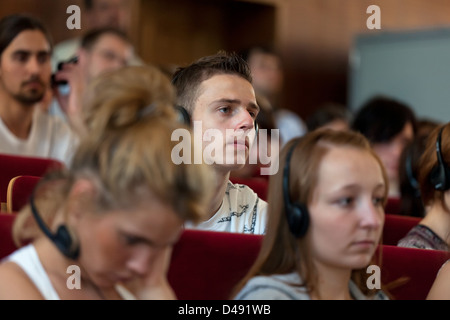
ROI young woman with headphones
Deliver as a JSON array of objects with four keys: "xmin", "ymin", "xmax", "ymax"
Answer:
[
  {"xmin": 398, "ymin": 123, "xmax": 450, "ymax": 251},
  {"xmin": 233, "ymin": 129, "xmax": 389, "ymax": 300}
]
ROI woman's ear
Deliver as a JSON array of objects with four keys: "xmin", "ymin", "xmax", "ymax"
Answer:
[{"xmin": 66, "ymin": 179, "xmax": 97, "ymax": 221}]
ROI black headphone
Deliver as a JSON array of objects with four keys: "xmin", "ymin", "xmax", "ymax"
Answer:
[
  {"xmin": 405, "ymin": 152, "xmax": 421, "ymax": 197},
  {"xmin": 282, "ymin": 140, "xmax": 310, "ymax": 238},
  {"xmin": 174, "ymin": 105, "xmax": 191, "ymax": 126},
  {"xmin": 429, "ymin": 126, "xmax": 450, "ymax": 191},
  {"xmin": 30, "ymin": 189, "xmax": 80, "ymax": 260}
]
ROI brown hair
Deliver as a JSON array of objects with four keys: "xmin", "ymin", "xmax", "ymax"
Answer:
[
  {"xmin": 418, "ymin": 123, "xmax": 450, "ymax": 209},
  {"xmin": 13, "ymin": 65, "xmax": 212, "ymax": 245},
  {"xmin": 232, "ymin": 129, "xmax": 388, "ymax": 299},
  {"xmin": 0, "ymin": 14, "xmax": 53, "ymax": 56},
  {"xmin": 171, "ymin": 51, "xmax": 252, "ymax": 114},
  {"xmin": 80, "ymin": 27, "xmax": 131, "ymax": 52}
]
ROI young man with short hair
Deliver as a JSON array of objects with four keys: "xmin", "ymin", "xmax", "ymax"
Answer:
[{"xmin": 172, "ymin": 51, "xmax": 268, "ymax": 234}]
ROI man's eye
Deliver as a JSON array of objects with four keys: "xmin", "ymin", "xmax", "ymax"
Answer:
[
  {"xmin": 219, "ymin": 107, "xmax": 231, "ymax": 114},
  {"xmin": 14, "ymin": 53, "xmax": 28, "ymax": 62}
]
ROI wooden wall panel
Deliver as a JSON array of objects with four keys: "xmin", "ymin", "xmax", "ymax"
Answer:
[
  {"xmin": 137, "ymin": 0, "xmax": 275, "ymax": 68},
  {"xmin": 3, "ymin": 0, "xmax": 450, "ymax": 119},
  {"xmin": 0, "ymin": 0, "xmax": 84, "ymax": 44}
]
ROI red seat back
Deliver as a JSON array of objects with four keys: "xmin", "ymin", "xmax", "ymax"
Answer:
[
  {"xmin": 168, "ymin": 230, "xmax": 449, "ymax": 300},
  {"xmin": 168, "ymin": 229, "xmax": 263, "ymax": 300},
  {"xmin": 0, "ymin": 213, "xmax": 18, "ymax": 260},
  {"xmin": 385, "ymin": 197, "xmax": 401, "ymax": 215},
  {"xmin": 379, "ymin": 245, "xmax": 449, "ymax": 300},
  {"xmin": 3, "ymin": 216, "xmax": 445, "ymax": 300},
  {"xmin": 382, "ymin": 214, "xmax": 421, "ymax": 245},
  {"xmin": 0, "ymin": 153, "xmax": 64, "ymax": 205}
]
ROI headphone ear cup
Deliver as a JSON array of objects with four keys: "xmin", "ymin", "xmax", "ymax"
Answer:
[
  {"xmin": 430, "ymin": 162, "xmax": 450, "ymax": 191},
  {"xmin": 286, "ymin": 202, "xmax": 310, "ymax": 238},
  {"xmin": 53, "ymin": 225, "xmax": 80, "ymax": 260},
  {"xmin": 430, "ymin": 166, "xmax": 442, "ymax": 190},
  {"xmin": 430, "ymin": 126, "xmax": 450, "ymax": 191}
]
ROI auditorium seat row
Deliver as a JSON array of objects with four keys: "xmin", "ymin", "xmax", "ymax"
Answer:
[
  {"xmin": 1, "ymin": 154, "xmax": 446, "ymax": 300},
  {"xmin": 0, "ymin": 212, "xmax": 447, "ymax": 300}
]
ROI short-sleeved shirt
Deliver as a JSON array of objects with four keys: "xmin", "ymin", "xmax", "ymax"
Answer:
[{"xmin": 185, "ymin": 181, "xmax": 268, "ymax": 234}]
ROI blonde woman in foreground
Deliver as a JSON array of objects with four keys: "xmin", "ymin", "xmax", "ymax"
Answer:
[{"xmin": 0, "ymin": 65, "xmax": 212, "ymax": 299}]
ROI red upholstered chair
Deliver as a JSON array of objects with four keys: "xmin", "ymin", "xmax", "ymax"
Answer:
[
  {"xmin": 168, "ymin": 229, "xmax": 263, "ymax": 300},
  {"xmin": 6, "ymin": 175, "xmax": 41, "ymax": 213},
  {"xmin": 0, "ymin": 212, "xmax": 18, "ymax": 260},
  {"xmin": 0, "ymin": 154, "xmax": 64, "ymax": 211},
  {"xmin": 379, "ymin": 245, "xmax": 449, "ymax": 300},
  {"xmin": 385, "ymin": 197, "xmax": 401, "ymax": 215},
  {"xmin": 167, "ymin": 230, "xmax": 448, "ymax": 300},
  {"xmin": 229, "ymin": 177, "xmax": 269, "ymax": 201},
  {"xmin": 382, "ymin": 214, "xmax": 421, "ymax": 246}
]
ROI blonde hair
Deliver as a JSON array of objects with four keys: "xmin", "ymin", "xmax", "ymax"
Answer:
[
  {"xmin": 233, "ymin": 129, "xmax": 388, "ymax": 299},
  {"xmin": 13, "ymin": 65, "xmax": 212, "ymax": 246}
]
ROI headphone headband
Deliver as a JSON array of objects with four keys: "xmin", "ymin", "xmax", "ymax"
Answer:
[
  {"xmin": 430, "ymin": 126, "xmax": 450, "ymax": 191},
  {"xmin": 405, "ymin": 151, "xmax": 421, "ymax": 197},
  {"xmin": 282, "ymin": 139, "xmax": 310, "ymax": 238},
  {"xmin": 283, "ymin": 141, "xmax": 298, "ymax": 209}
]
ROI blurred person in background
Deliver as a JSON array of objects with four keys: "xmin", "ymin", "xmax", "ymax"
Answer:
[
  {"xmin": 398, "ymin": 123, "xmax": 450, "ymax": 251},
  {"xmin": 51, "ymin": 27, "xmax": 134, "ymax": 136},
  {"xmin": 241, "ymin": 45, "xmax": 307, "ymax": 147},
  {"xmin": 398, "ymin": 119, "xmax": 440, "ymax": 217},
  {"xmin": 0, "ymin": 14, "xmax": 77, "ymax": 167},
  {"xmin": 306, "ymin": 102, "xmax": 351, "ymax": 132},
  {"xmin": 52, "ymin": 0, "xmax": 143, "ymax": 71},
  {"xmin": 351, "ymin": 95, "xmax": 417, "ymax": 198}
]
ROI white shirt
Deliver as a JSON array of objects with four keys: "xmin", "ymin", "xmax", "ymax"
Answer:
[
  {"xmin": 0, "ymin": 107, "xmax": 79, "ymax": 167},
  {"xmin": 4, "ymin": 244, "xmax": 137, "ymax": 300},
  {"xmin": 5, "ymin": 244, "xmax": 59, "ymax": 300},
  {"xmin": 274, "ymin": 109, "xmax": 307, "ymax": 147},
  {"xmin": 185, "ymin": 181, "xmax": 268, "ymax": 234}
]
